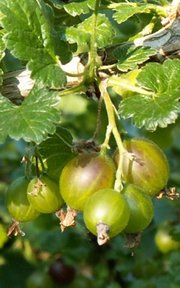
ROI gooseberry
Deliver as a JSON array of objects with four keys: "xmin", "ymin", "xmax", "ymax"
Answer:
[
  {"xmin": 114, "ymin": 138, "xmax": 169, "ymax": 196},
  {"xmin": 27, "ymin": 175, "xmax": 64, "ymax": 213},
  {"xmin": 155, "ymin": 227, "xmax": 180, "ymax": 254},
  {"xmin": 6, "ymin": 176, "xmax": 39, "ymax": 222},
  {"xmin": 83, "ymin": 188, "xmax": 130, "ymax": 245},
  {"xmin": 59, "ymin": 153, "xmax": 115, "ymax": 211},
  {"xmin": 122, "ymin": 184, "xmax": 154, "ymax": 233}
]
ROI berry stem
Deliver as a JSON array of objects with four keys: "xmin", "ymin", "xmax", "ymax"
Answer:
[
  {"xmin": 92, "ymin": 96, "xmax": 103, "ymax": 141},
  {"xmin": 35, "ymin": 155, "xmax": 40, "ymax": 178},
  {"xmin": 34, "ymin": 146, "xmax": 46, "ymax": 175},
  {"xmin": 24, "ymin": 142, "xmax": 35, "ymax": 180},
  {"xmin": 99, "ymin": 80, "xmax": 125, "ymax": 192}
]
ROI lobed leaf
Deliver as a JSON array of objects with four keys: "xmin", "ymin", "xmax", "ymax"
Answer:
[
  {"xmin": 119, "ymin": 59, "xmax": 180, "ymax": 130},
  {"xmin": 66, "ymin": 13, "xmax": 115, "ymax": 51},
  {"xmin": 65, "ymin": 27, "xmax": 90, "ymax": 54},
  {"xmin": 0, "ymin": 85, "xmax": 60, "ymax": 144},
  {"xmin": 28, "ymin": 60, "xmax": 66, "ymax": 89},
  {"xmin": 64, "ymin": 0, "xmax": 96, "ymax": 17},
  {"xmin": 0, "ymin": 0, "xmax": 67, "ymax": 88},
  {"xmin": 79, "ymin": 13, "xmax": 116, "ymax": 48},
  {"xmin": 113, "ymin": 45, "xmax": 156, "ymax": 72},
  {"xmin": 110, "ymin": 2, "xmax": 165, "ymax": 24}
]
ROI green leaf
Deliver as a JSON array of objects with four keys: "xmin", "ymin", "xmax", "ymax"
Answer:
[
  {"xmin": 0, "ymin": 85, "xmax": 60, "ymax": 144},
  {"xmin": 65, "ymin": 13, "xmax": 115, "ymax": 52},
  {"xmin": 27, "ymin": 60, "xmax": 66, "ymax": 89},
  {"xmin": 119, "ymin": 59, "xmax": 180, "ymax": 131},
  {"xmin": 80, "ymin": 13, "xmax": 116, "ymax": 49},
  {"xmin": 110, "ymin": 3, "xmax": 165, "ymax": 24},
  {"xmin": 111, "ymin": 3, "xmax": 150, "ymax": 24},
  {"xmin": 39, "ymin": 126, "xmax": 74, "ymax": 182},
  {"xmin": 65, "ymin": 27, "xmax": 90, "ymax": 54},
  {"xmin": 113, "ymin": 45, "xmax": 156, "ymax": 72},
  {"xmin": 64, "ymin": 0, "xmax": 96, "ymax": 17},
  {"xmin": 0, "ymin": 0, "xmax": 67, "ymax": 88}
]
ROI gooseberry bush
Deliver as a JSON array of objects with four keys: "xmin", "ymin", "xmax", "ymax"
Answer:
[{"xmin": 0, "ymin": 0, "xmax": 180, "ymax": 287}]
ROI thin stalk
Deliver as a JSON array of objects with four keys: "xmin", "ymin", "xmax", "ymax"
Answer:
[
  {"xmin": 92, "ymin": 96, "xmax": 103, "ymax": 141},
  {"xmin": 34, "ymin": 146, "xmax": 46, "ymax": 174},
  {"xmin": 35, "ymin": 155, "xmax": 40, "ymax": 178},
  {"xmin": 24, "ymin": 156, "xmax": 32, "ymax": 180},
  {"xmin": 99, "ymin": 80, "xmax": 125, "ymax": 192},
  {"xmin": 24, "ymin": 142, "xmax": 35, "ymax": 180}
]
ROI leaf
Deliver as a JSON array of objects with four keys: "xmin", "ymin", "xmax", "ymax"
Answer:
[
  {"xmin": 110, "ymin": 3, "xmax": 165, "ymax": 24},
  {"xmin": 64, "ymin": 0, "xmax": 96, "ymax": 17},
  {"xmin": 39, "ymin": 126, "xmax": 74, "ymax": 181},
  {"xmin": 27, "ymin": 60, "xmax": 66, "ymax": 89},
  {"xmin": 80, "ymin": 13, "xmax": 116, "ymax": 49},
  {"xmin": 0, "ymin": 84, "xmax": 60, "ymax": 144},
  {"xmin": 119, "ymin": 59, "xmax": 180, "ymax": 131},
  {"xmin": 110, "ymin": 3, "xmax": 150, "ymax": 24},
  {"xmin": 113, "ymin": 45, "xmax": 156, "ymax": 72},
  {"xmin": 66, "ymin": 13, "xmax": 116, "ymax": 52},
  {"xmin": 0, "ymin": 0, "xmax": 67, "ymax": 88},
  {"xmin": 65, "ymin": 27, "xmax": 90, "ymax": 54}
]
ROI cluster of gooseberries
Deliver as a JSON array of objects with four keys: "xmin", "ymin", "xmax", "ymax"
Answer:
[{"xmin": 6, "ymin": 137, "xmax": 170, "ymax": 246}]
